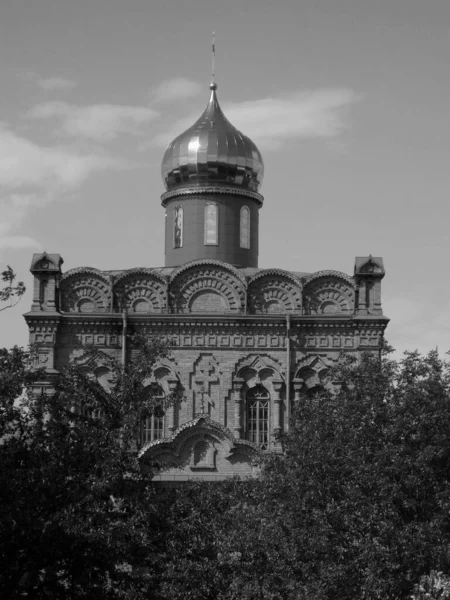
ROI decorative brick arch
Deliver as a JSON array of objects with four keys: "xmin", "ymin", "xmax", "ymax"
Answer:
[
  {"xmin": 234, "ymin": 354, "xmax": 285, "ymax": 383},
  {"xmin": 169, "ymin": 260, "xmax": 245, "ymax": 313},
  {"xmin": 139, "ymin": 416, "xmax": 261, "ymax": 480},
  {"xmin": 60, "ymin": 268, "xmax": 111, "ymax": 313},
  {"xmin": 293, "ymin": 355, "xmax": 333, "ymax": 396},
  {"xmin": 114, "ymin": 268, "xmax": 167, "ymax": 313},
  {"xmin": 70, "ymin": 349, "xmax": 117, "ymax": 395},
  {"xmin": 303, "ymin": 271, "xmax": 355, "ymax": 315},
  {"xmin": 247, "ymin": 269, "xmax": 302, "ymax": 314},
  {"xmin": 142, "ymin": 357, "xmax": 181, "ymax": 395}
]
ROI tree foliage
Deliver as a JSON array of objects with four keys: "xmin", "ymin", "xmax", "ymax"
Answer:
[
  {"xmin": 156, "ymin": 349, "xmax": 450, "ymax": 600},
  {"xmin": 0, "ymin": 266, "xmax": 26, "ymax": 311},
  {"xmin": 0, "ymin": 337, "xmax": 176, "ymax": 599},
  {"xmin": 2, "ymin": 344, "xmax": 450, "ymax": 599}
]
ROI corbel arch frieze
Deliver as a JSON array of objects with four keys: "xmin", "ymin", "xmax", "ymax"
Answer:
[
  {"xmin": 169, "ymin": 262, "xmax": 245, "ymax": 313},
  {"xmin": 60, "ymin": 268, "xmax": 111, "ymax": 313},
  {"xmin": 247, "ymin": 270, "xmax": 303, "ymax": 314},
  {"xmin": 113, "ymin": 269, "xmax": 168, "ymax": 313},
  {"xmin": 303, "ymin": 271, "xmax": 356, "ymax": 316}
]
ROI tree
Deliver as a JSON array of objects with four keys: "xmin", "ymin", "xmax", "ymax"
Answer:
[
  {"xmin": 154, "ymin": 348, "xmax": 450, "ymax": 600},
  {"xmin": 0, "ymin": 336, "xmax": 177, "ymax": 599},
  {"xmin": 0, "ymin": 266, "xmax": 26, "ymax": 311}
]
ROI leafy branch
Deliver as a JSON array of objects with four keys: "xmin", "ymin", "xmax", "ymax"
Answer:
[{"xmin": 0, "ymin": 266, "xmax": 26, "ymax": 312}]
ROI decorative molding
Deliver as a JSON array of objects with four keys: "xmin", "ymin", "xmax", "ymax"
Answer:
[
  {"xmin": 305, "ymin": 270, "xmax": 355, "ymax": 288},
  {"xmin": 169, "ymin": 263, "xmax": 246, "ymax": 314},
  {"xmin": 60, "ymin": 267, "xmax": 110, "ymax": 283},
  {"xmin": 114, "ymin": 270, "xmax": 167, "ymax": 313},
  {"xmin": 169, "ymin": 259, "xmax": 247, "ymax": 286},
  {"xmin": 248, "ymin": 274, "xmax": 302, "ymax": 314},
  {"xmin": 248, "ymin": 268, "xmax": 303, "ymax": 288},
  {"xmin": 60, "ymin": 272, "xmax": 112, "ymax": 313},
  {"xmin": 113, "ymin": 268, "xmax": 167, "ymax": 286},
  {"xmin": 303, "ymin": 275, "xmax": 355, "ymax": 316},
  {"xmin": 161, "ymin": 185, "xmax": 264, "ymax": 206},
  {"xmin": 139, "ymin": 415, "xmax": 261, "ymax": 458}
]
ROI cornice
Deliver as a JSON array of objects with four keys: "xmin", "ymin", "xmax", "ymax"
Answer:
[
  {"xmin": 169, "ymin": 259, "xmax": 247, "ymax": 286},
  {"xmin": 161, "ymin": 185, "xmax": 264, "ymax": 207},
  {"xmin": 61, "ymin": 267, "xmax": 111, "ymax": 283},
  {"xmin": 248, "ymin": 268, "xmax": 304, "ymax": 288},
  {"xmin": 113, "ymin": 268, "xmax": 168, "ymax": 286},
  {"xmin": 304, "ymin": 270, "xmax": 356, "ymax": 289}
]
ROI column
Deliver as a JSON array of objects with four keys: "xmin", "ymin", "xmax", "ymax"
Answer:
[{"xmin": 233, "ymin": 390, "xmax": 243, "ymax": 439}]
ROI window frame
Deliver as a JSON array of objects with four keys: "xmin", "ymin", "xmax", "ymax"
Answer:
[
  {"xmin": 204, "ymin": 202, "xmax": 219, "ymax": 246},
  {"xmin": 246, "ymin": 385, "xmax": 270, "ymax": 450},
  {"xmin": 240, "ymin": 205, "xmax": 250, "ymax": 249},
  {"xmin": 173, "ymin": 205, "xmax": 183, "ymax": 249},
  {"xmin": 140, "ymin": 384, "xmax": 165, "ymax": 444}
]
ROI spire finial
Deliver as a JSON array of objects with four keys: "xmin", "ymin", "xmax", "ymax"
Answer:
[{"xmin": 210, "ymin": 31, "xmax": 217, "ymax": 90}]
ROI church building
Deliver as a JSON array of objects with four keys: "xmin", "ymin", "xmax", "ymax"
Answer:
[{"xmin": 24, "ymin": 81, "xmax": 388, "ymax": 483}]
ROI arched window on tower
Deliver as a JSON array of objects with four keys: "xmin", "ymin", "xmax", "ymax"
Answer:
[
  {"xmin": 240, "ymin": 205, "xmax": 250, "ymax": 249},
  {"xmin": 204, "ymin": 203, "xmax": 218, "ymax": 245},
  {"xmin": 140, "ymin": 384, "xmax": 165, "ymax": 444},
  {"xmin": 246, "ymin": 385, "xmax": 270, "ymax": 449},
  {"xmin": 173, "ymin": 206, "xmax": 183, "ymax": 248}
]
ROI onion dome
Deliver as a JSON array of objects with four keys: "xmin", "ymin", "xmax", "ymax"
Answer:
[{"xmin": 161, "ymin": 83, "xmax": 264, "ymax": 194}]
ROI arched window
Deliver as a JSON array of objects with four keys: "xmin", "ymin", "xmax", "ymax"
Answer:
[
  {"xmin": 141, "ymin": 385, "xmax": 165, "ymax": 444},
  {"xmin": 240, "ymin": 206, "xmax": 250, "ymax": 249},
  {"xmin": 246, "ymin": 385, "xmax": 270, "ymax": 449},
  {"xmin": 204, "ymin": 203, "xmax": 218, "ymax": 245},
  {"xmin": 173, "ymin": 206, "xmax": 183, "ymax": 248}
]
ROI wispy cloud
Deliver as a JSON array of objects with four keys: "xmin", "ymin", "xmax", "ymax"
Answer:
[
  {"xmin": 151, "ymin": 77, "xmax": 202, "ymax": 104},
  {"xmin": 153, "ymin": 87, "xmax": 358, "ymax": 149},
  {"xmin": 26, "ymin": 102, "xmax": 159, "ymax": 142},
  {"xmin": 37, "ymin": 76, "xmax": 78, "ymax": 92},
  {"xmin": 0, "ymin": 124, "xmax": 131, "ymax": 253}
]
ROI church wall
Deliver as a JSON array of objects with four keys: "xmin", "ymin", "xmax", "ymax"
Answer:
[{"xmin": 25, "ymin": 254, "xmax": 388, "ymax": 481}]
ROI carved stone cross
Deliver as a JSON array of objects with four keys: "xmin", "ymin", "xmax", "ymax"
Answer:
[{"xmin": 194, "ymin": 359, "xmax": 220, "ymax": 416}]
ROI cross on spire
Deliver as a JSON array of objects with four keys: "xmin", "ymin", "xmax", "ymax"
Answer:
[{"xmin": 211, "ymin": 31, "xmax": 216, "ymax": 87}]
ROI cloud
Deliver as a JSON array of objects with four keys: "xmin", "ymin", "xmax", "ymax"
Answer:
[
  {"xmin": 26, "ymin": 102, "xmax": 160, "ymax": 142},
  {"xmin": 151, "ymin": 78, "xmax": 202, "ymax": 104},
  {"xmin": 37, "ymin": 76, "xmax": 78, "ymax": 92},
  {"xmin": 153, "ymin": 87, "xmax": 358, "ymax": 150},
  {"xmin": 0, "ymin": 124, "xmax": 131, "ymax": 252}
]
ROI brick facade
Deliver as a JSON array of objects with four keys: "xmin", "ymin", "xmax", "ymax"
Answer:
[{"xmin": 24, "ymin": 254, "xmax": 388, "ymax": 483}]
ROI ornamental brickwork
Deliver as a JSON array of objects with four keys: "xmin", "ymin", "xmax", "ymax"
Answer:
[{"xmin": 25, "ymin": 253, "xmax": 388, "ymax": 484}]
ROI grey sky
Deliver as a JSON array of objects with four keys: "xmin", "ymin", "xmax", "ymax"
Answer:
[{"xmin": 1, "ymin": 0, "xmax": 449, "ymax": 355}]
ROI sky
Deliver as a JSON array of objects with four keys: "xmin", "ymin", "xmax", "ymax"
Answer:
[{"xmin": 0, "ymin": 0, "xmax": 449, "ymax": 357}]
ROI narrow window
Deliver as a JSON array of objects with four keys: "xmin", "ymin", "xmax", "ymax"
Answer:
[
  {"xmin": 141, "ymin": 385, "xmax": 165, "ymax": 444},
  {"xmin": 240, "ymin": 206, "xmax": 250, "ymax": 249},
  {"xmin": 246, "ymin": 385, "xmax": 270, "ymax": 449},
  {"xmin": 173, "ymin": 206, "xmax": 183, "ymax": 248},
  {"xmin": 204, "ymin": 203, "xmax": 218, "ymax": 245}
]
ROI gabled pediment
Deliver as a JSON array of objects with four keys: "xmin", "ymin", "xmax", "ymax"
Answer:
[{"xmin": 30, "ymin": 252, "xmax": 63, "ymax": 272}]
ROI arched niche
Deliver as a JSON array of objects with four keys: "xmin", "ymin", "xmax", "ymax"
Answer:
[
  {"xmin": 303, "ymin": 271, "xmax": 355, "ymax": 315},
  {"xmin": 60, "ymin": 268, "xmax": 111, "ymax": 313},
  {"xmin": 114, "ymin": 269, "xmax": 167, "ymax": 313},
  {"xmin": 169, "ymin": 260, "xmax": 246, "ymax": 314},
  {"xmin": 247, "ymin": 270, "xmax": 303, "ymax": 314}
]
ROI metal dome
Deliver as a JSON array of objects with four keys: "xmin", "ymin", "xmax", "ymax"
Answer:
[{"xmin": 161, "ymin": 83, "xmax": 264, "ymax": 193}]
